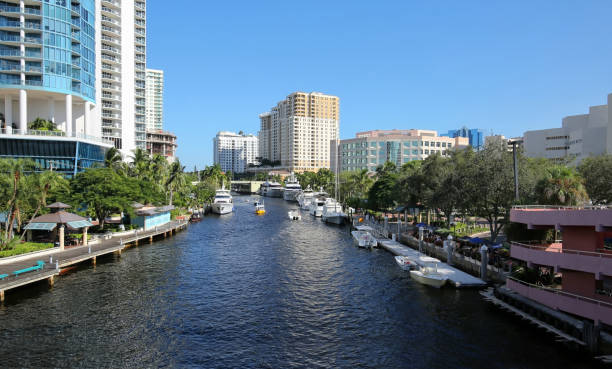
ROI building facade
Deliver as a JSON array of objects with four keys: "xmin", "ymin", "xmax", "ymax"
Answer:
[
  {"xmin": 258, "ymin": 91, "xmax": 339, "ymax": 172},
  {"xmin": 523, "ymin": 93, "xmax": 612, "ymax": 164},
  {"xmin": 146, "ymin": 129, "xmax": 176, "ymax": 162},
  {"xmin": 442, "ymin": 126, "xmax": 484, "ymax": 150},
  {"xmin": 145, "ymin": 68, "xmax": 162, "ymax": 131},
  {"xmin": 214, "ymin": 131, "xmax": 258, "ymax": 173},
  {"xmin": 334, "ymin": 129, "xmax": 468, "ymax": 172},
  {"xmin": 94, "ymin": 0, "xmax": 147, "ymax": 155}
]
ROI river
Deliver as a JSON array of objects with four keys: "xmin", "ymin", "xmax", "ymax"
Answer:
[{"xmin": 0, "ymin": 196, "xmax": 598, "ymax": 368}]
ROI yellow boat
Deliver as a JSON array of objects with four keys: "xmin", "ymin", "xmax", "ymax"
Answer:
[{"xmin": 255, "ymin": 203, "xmax": 266, "ymax": 215}]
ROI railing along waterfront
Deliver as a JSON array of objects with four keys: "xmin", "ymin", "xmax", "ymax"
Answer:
[
  {"xmin": 511, "ymin": 242, "xmax": 612, "ymax": 259},
  {"xmin": 512, "ymin": 205, "xmax": 612, "ymax": 210}
]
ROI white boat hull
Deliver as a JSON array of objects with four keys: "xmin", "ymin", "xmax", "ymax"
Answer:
[
  {"xmin": 323, "ymin": 214, "xmax": 346, "ymax": 225},
  {"xmin": 265, "ymin": 188, "xmax": 283, "ymax": 198},
  {"xmin": 351, "ymin": 231, "xmax": 377, "ymax": 248},
  {"xmin": 310, "ymin": 207, "xmax": 323, "ymax": 217},
  {"xmin": 284, "ymin": 190, "xmax": 299, "ymax": 202},
  {"xmin": 288, "ymin": 211, "xmax": 301, "ymax": 220},
  {"xmin": 394, "ymin": 256, "xmax": 417, "ymax": 271},
  {"xmin": 409, "ymin": 270, "xmax": 447, "ymax": 288},
  {"xmin": 212, "ymin": 203, "xmax": 233, "ymax": 215}
]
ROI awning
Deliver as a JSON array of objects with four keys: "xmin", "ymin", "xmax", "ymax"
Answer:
[
  {"xmin": 66, "ymin": 220, "xmax": 94, "ymax": 229},
  {"xmin": 25, "ymin": 222, "xmax": 57, "ymax": 231}
]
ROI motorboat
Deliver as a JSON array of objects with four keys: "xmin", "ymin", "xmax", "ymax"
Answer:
[
  {"xmin": 322, "ymin": 198, "xmax": 347, "ymax": 225},
  {"xmin": 409, "ymin": 257, "xmax": 447, "ymax": 288},
  {"xmin": 255, "ymin": 202, "xmax": 266, "ymax": 215},
  {"xmin": 309, "ymin": 194, "xmax": 326, "ymax": 217},
  {"xmin": 288, "ymin": 210, "xmax": 301, "ymax": 220},
  {"xmin": 394, "ymin": 256, "xmax": 417, "ymax": 271},
  {"xmin": 283, "ymin": 173, "xmax": 302, "ymax": 202},
  {"xmin": 351, "ymin": 229, "xmax": 377, "ymax": 248},
  {"xmin": 260, "ymin": 181, "xmax": 283, "ymax": 198},
  {"xmin": 212, "ymin": 183, "xmax": 233, "ymax": 215},
  {"xmin": 297, "ymin": 186, "xmax": 315, "ymax": 210},
  {"xmin": 189, "ymin": 212, "xmax": 203, "ymax": 223}
]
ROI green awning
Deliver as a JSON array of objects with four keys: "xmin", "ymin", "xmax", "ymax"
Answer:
[
  {"xmin": 66, "ymin": 220, "xmax": 93, "ymax": 229},
  {"xmin": 24, "ymin": 222, "xmax": 57, "ymax": 231}
]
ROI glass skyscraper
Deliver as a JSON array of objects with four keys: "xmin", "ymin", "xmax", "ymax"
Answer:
[{"xmin": 442, "ymin": 126, "xmax": 484, "ymax": 150}]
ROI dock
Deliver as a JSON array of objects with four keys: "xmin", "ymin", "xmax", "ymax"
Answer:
[
  {"xmin": 0, "ymin": 220, "xmax": 188, "ymax": 303},
  {"xmin": 378, "ymin": 239, "xmax": 486, "ymax": 288}
]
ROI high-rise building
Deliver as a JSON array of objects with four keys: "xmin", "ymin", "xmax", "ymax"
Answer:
[
  {"xmin": 214, "ymin": 131, "xmax": 258, "ymax": 173},
  {"xmin": 523, "ymin": 93, "xmax": 612, "ymax": 165},
  {"xmin": 258, "ymin": 92, "xmax": 339, "ymax": 172},
  {"xmin": 442, "ymin": 126, "xmax": 484, "ymax": 150},
  {"xmin": 145, "ymin": 68, "xmax": 162, "ymax": 131},
  {"xmin": 146, "ymin": 129, "xmax": 176, "ymax": 163},
  {"xmin": 0, "ymin": 0, "xmax": 112, "ymax": 176},
  {"xmin": 94, "ymin": 0, "xmax": 147, "ymax": 156},
  {"xmin": 334, "ymin": 129, "xmax": 468, "ymax": 173}
]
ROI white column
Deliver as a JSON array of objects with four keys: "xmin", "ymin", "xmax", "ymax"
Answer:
[
  {"xmin": 48, "ymin": 97, "xmax": 55, "ymax": 124},
  {"xmin": 84, "ymin": 101, "xmax": 92, "ymax": 136},
  {"xmin": 19, "ymin": 89, "xmax": 27, "ymax": 133},
  {"xmin": 65, "ymin": 94, "xmax": 72, "ymax": 137},
  {"xmin": 4, "ymin": 95, "xmax": 12, "ymax": 133}
]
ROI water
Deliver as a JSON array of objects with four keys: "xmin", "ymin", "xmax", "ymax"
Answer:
[{"xmin": 0, "ymin": 197, "xmax": 598, "ymax": 368}]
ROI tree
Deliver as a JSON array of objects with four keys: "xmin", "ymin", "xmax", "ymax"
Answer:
[
  {"xmin": 71, "ymin": 168, "xmax": 139, "ymax": 230},
  {"xmin": 166, "ymin": 160, "xmax": 186, "ymax": 206},
  {"xmin": 130, "ymin": 148, "xmax": 151, "ymax": 180},
  {"xmin": 578, "ymin": 154, "xmax": 612, "ymax": 205},
  {"xmin": 535, "ymin": 166, "xmax": 588, "ymax": 206},
  {"xmin": 28, "ymin": 117, "xmax": 56, "ymax": 131},
  {"xmin": 0, "ymin": 159, "xmax": 36, "ymax": 240},
  {"xmin": 104, "ymin": 147, "xmax": 125, "ymax": 173}
]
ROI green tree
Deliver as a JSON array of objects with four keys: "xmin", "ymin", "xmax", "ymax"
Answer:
[
  {"xmin": 166, "ymin": 160, "xmax": 186, "ymax": 206},
  {"xmin": 0, "ymin": 159, "xmax": 36, "ymax": 241},
  {"xmin": 578, "ymin": 154, "xmax": 612, "ymax": 205},
  {"xmin": 28, "ymin": 117, "xmax": 56, "ymax": 131},
  {"xmin": 535, "ymin": 166, "xmax": 588, "ymax": 206}
]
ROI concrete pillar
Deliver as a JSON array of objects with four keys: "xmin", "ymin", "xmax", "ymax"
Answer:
[
  {"xmin": 19, "ymin": 89, "xmax": 26, "ymax": 132},
  {"xmin": 65, "ymin": 94, "xmax": 72, "ymax": 137},
  {"xmin": 418, "ymin": 226, "xmax": 424, "ymax": 253},
  {"xmin": 59, "ymin": 225, "xmax": 65, "ymax": 250},
  {"xmin": 48, "ymin": 97, "xmax": 55, "ymax": 124},
  {"xmin": 48, "ymin": 275, "xmax": 54, "ymax": 287},
  {"xmin": 0, "ymin": 290, "xmax": 4, "ymax": 303},
  {"xmin": 444, "ymin": 235, "xmax": 454, "ymax": 266},
  {"xmin": 4, "ymin": 95, "xmax": 12, "ymax": 132},
  {"xmin": 149, "ymin": 236, "xmax": 153, "ymax": 243},
  {"xmin": 83, "ymin": 227, "xmax": 88, "ymax": 246},
  {"xmin": 84, "ymin": 101, "xmax": 92, "ymax": 135}
]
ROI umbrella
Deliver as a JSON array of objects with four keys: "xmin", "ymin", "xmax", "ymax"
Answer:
[{"xmin": 470, "ymin": 237, "xmax": 485, "ymax": 244}]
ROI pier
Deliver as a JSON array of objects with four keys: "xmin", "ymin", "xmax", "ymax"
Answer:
[{"xmin": 0, "ymin": 220, "xmax": 188, "ymax": 303}]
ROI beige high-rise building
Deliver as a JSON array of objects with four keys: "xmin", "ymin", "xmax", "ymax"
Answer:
[{"xmin": 258, "ymin": 92, "xmax": 339, "ymax": 172}]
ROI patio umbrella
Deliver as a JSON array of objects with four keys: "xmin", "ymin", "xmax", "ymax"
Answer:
[{"xmin": 470, "ymin": 237, "xmax": 485, "ymax": 244}]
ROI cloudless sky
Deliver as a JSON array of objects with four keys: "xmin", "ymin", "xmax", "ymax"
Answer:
[{"xmin": 147, "ymin": 0, "xmax": 612, "ymax": 170}]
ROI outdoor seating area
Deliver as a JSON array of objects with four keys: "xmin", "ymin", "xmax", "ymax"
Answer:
[{"xmin": 23, "ymin": 203, "xmax": 93, "ymax": 250}]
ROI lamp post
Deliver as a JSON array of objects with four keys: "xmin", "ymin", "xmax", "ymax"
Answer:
[{"xmin": 508, "ymin": 138, "xmax": 524, "ymax": 202}]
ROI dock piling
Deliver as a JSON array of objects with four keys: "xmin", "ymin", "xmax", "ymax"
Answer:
[
  {"xmin": 48, "ymin": 275, "xmax": 54, "ymax": 287},
  {"xmin": 0, "ymin": 290, "xmax": 4, "ymax": 303}
]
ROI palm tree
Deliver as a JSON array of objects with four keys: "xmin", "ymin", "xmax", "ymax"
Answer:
[
  {"xmin": 536, "ymin": 166, "xmax": 588, "ymax": 206},
  {"xmin": 26, "ymin": 170, "xmax": 67, "ymax": 222},
  {"xmin": 0, "ymin": 159, "xmax": 35, "ymax": 241},
  {"xmin": 130, "ymin": 148, "xmax": 151, "ymax": 180},
  {"xmin": 166, "ymin": 160, "xmax": 186, "ymax": 206},
  {"xmin": 104, "ymin": 147, "xmax": 126, "ymax": 174}
]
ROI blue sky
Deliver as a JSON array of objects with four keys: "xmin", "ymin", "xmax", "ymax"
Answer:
[{"xmin": 147, "ymin": 1, "xmax": 612, "ymax": 170}]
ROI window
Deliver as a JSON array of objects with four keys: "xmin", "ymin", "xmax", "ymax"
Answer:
[
  {"xmin": 424, "ymin": 141, "xmax": 429, "ymax": 146},
  {"xmin": 379, "ymin": 142, "xmax": 385, "ymax": 147}
]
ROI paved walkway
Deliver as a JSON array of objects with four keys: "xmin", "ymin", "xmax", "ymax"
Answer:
[{"xmin": 0, "ymin": 220, "xmax": 188, "ymax": 295}]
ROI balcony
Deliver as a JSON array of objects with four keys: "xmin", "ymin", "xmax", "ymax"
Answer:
[
  {"xmin": 0, "ymin": 20, "xmax": 21, "ymax": 30},
  {"xmin": 1, "ymin": 128, "xmax": 113, "ymax": 146},
  {"xmin": 0, "ymin": 5, "xmax": 20, "ymax": 14},
  {"xmin": 511, "ymin": 242, "xmax": 612, "ymax": 276},
  {"xmin": 510, "ymin": 205, "xmax": 612, "ymax": 229},
  {"xmin": 507, "ymin": 277, "xmax": 612, "ymax": 325}
]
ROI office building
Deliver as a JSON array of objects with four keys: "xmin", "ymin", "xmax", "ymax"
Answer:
[
  {"xmin": 334, "ymin": 129, "xmax": 468, "ymax": 173},
  {"xmin": 258, "ymin": 91, "xmax": 339, "ymax": 172},
  {"xmin": 94, "ymin": 0, "xmax": 147, "ymax": 155},
  {"xmin": 146, "ymin": 129, "xmax": 176, "ymax": 162},
  {"xmin": 145, "ymin": 68, "xmax": 162, "ymax": 131},
  {"xmin": 523, "ymin": 93, "xmax": 612, "ymax": 164},
  {"xmin": 442, "ymin": 126, "xmax": 484, "ymax": 150},
  {"xmin": 0, "ymin": 0, "xmax": 112, "ymax": 176},
  {"xmin": 214, "ymin": 131, "xmax": 258, "ymax": 173}
]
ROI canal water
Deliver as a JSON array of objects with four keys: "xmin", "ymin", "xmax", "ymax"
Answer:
[{"xmin": 0, "ymin": 197, "xmax": 597, "ymax": 368}]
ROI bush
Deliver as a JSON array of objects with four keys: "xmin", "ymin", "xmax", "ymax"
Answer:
[{"xmin": 0, "ymin": 242, "xmax": 54, "ymax": 258}]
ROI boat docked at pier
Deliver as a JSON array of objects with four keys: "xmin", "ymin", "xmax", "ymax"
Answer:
[
  {"xmin": 288, "ymin": 209, "xmax": 301, "ymax": 220},
  {"xmin": 260, "ymin": 181, "xmax": 283, "ymax": 198},
  {"xmin": 212, "ymin": 184, "xmax": 233, "ymax": 215},
  {"xmin": 394, "ymin": 256, "xmax": 417, "ymax": 271},
  {"xmin": 351, "ymin": 226, "xmax": 377, "ymax": 248},
  {"xmin": 309, "ymin": 192, "xmax": 327, "ymax": 217},
  {"xmin": 297, "ymin": 186, "xmax": 315, "ymax": 210},
  {"xmin": 283, "ymin": 173, "xmax": 302, "ymax": 202},
  {"xmin": 322, "ymin": 198, "xmax": 347, "ymax": 225},
  {"xmin": 409, "ymin": 257, "xmax": 448, "ymax": 288}
]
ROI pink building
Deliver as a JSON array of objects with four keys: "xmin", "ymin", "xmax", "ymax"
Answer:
[{"xmin": 509, "ymin": 206, "xmax": 612, "ymax": 326}]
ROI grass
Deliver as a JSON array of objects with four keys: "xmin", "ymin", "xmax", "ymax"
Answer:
[{"xmin": 0, "ymin": 242, "xmax": 54, "ymax": 258}]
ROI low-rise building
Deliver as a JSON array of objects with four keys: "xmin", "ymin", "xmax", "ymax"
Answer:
[
  {"xmin": 523, "ymin": 93, "xmax": 612, "ymax": 164},
  {"xmin": 333, "ymin": 129, "xmax": 468, "ymax": 172},
  {"xmin": 131, "ymin": 204, "xmax": 174, "ymax": 231},
  {"xmin": 213, "ymin": 131, "xmax": 258, "ymax": 173},
  {"xmin": 146, "ymin": 129, "xmax": 177, "ymax": 162}
]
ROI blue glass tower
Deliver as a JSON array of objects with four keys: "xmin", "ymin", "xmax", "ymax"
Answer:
[{"xmin": 442, "ymin": 126, "xmax": 484, "ymax": 150}]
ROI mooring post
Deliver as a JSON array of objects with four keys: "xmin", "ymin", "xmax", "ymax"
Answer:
[
  {"xmin": 444, "ymin": 235, "xmax": 454, "ymax": 265},
  {"xmin": 0, "ymin": 290, "xmax": 4, "ymax": 303},
  {"xmin": 418, "ymin": 227, "xmax": 424, "ymax": 253},
  {"xmin": 149, "ymin": 236, "xmax": 153, "ymax": 243},
  {"xmin": 92, "ymin": 256, "xmax": 96, "ymax": 266},
  {"xmin": 48, "ymin": 275, "xmax": 54, "ymax": 287},
  {"xmin": 480, "ymin": 245, "xmax": 489, "ymax": 281}
]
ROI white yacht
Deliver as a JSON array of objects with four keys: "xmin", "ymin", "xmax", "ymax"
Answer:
[
  {"xmin": 283, "ymin": 173, "xmax": 302, "ymax": 202},
  {"xmin": 297, "ymin": 186, "xmax": 315, "ymax": 210},
  {"xmin": 212, "ymin": 183, "xmax": 233, "ymax": 215},
  {"xmin": 309, "ymin": 193, "xmax": 327, "ymax": 217},
  {"xmin": 409, "ymin": 257, "xmax": 448, "ymax": 288},
  {"xmin": 322, "ymin": 198, "xmax": 347, "ymax": 225},
  {"xmin": 260, "ymin": 181, "xmax": 283, "ymax": 198},
  {"xmin": 351, "ymin": 227, "xmax": 377, "ymax": 248}
]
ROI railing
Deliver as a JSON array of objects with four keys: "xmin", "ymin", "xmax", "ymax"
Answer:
[
  {"xmin": 23, "ymin": 8, "xmax": 41, "ymax": 16},
  {"xmin": 512, "ymin": 205, "xmax": 612, "ymax": 210},
  {"xmin": 0, "ymin": 20, "xmax": 21, "ymax": 28},
  {"xmin": 0, "ymin": 129, "xmax": 114, "ymax": 145},
  {"xmin": 0, "ymin": 49, "xmax": 21, "ymax": 57},
  {"xmin": 512, "ymin": 242, "xmax": 612, "ymax": 259},
  {"xmin": 0, "ymin": 5, "xmax": 20, "ymax": 13}
]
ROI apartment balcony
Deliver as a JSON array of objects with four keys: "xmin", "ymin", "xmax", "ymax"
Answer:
[
  {"xmin": 0, "ymin": 20, "xmax": 21, "ymax": 31},
  {"xmin": 23, "ymin": 7, "xmax": 42, "ymax": 18},
  {"xmin": 70, "ymin": 4, "xmax": 80, "ymax": 16},
  {"xmin": 70, "ymin": 18, "xmax": 80, "ymax": 30},
  {"xmin": 24, "ymin": 21, "xmax": 41, "ymax": 31},
  {"xmin": 101, "ymin": 0, "xmax": 120, "ymax": 10},
  {"xmin": 0, "ymin": 4, "xmax": 21, "ymax": 15},
  {"xmin": 25, "ymin": 65, "xmax": 41, "ymax": 73},
  {"xmin": 101, "ymin": 34, "xmax": 120, "ymax": 47},
  {"xmin": 506, "ymin": 277, "xmax": 612, "ymax": 326},
  {"xmin": 101, "ymin": 74, "xmax": 120, "ymax": 83},
  {"xmin": 101, "ymin": 53, "xmax": 120, "ymax": 64},
  {"xmin": 101, "ymin": 16, "xmax": 120, "ymax": 27},
  {"xmin": 0, "ymin": 64, "xmax": 21, "ymax": 73},
  {"xmin": 101, "ymin": 24, "xmax": 120, "ymax": 37},
  {"xmin": 101, "ymin": 6, "xmax": 120, "ymax": 19},
  {"xmin": 101, "ymin": 44, "xmax": 120, "ymax": 55},
  {"xmin": 510, "ymin": 205, "xmax": 612, "ymax": 229},
  {"xmin": 23, "ymin": 35, "xmax": 42, "ymax": 46},
  {"xmin": 511, "ymin": 242, "xmax": 612, "ymax": 276}
]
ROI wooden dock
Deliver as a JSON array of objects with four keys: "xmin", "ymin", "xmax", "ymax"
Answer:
[
  {"xmin": 378, "ymin": 239, "xmax": 486, "ymax": 288},
  {"xmin": 0, "ymin": 220, "xmax": 188, "ymax": 302}
]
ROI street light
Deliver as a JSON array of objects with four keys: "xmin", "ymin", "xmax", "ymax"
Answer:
[{"xmin": 508, "ymin": 138, "xmax": 524, "ymax": 202}]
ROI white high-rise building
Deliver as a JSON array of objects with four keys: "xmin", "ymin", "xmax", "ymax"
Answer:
[
  {"xmin": 94, "ymin": 0, "xmax": 146, "ymax": 156},
  {"xmin": 145, "ymin": 68, "xmax": 163, "ymax": 131},
  {"xmin": 213, "ymin": 131, "xmax": 259, "ymax": 173}
]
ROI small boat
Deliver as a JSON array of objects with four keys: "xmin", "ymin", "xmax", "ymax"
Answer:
[
  {"xmin": 283, "ymin": 173, "xmax": 302, "ymax": 202},
  {"xmin": 255, "ymin": 200, "xmax": 265, "ymax": 215},
  {"xmin": 394, "ymin": 256, "xmax": 417, "ymax": 271},
  {"xmin": 351, "ymin": 230, "xmax": 377, "ymax": 248},
  {"xmin": 409, "ymin": 257, "xmax": 447, "ymax": 288},
  {"xmin": 288, "ymin": 210, "xmax": 301, "ymax": 220},
  {"xmin": 322, "ymin": 198, "xmax": 347, "ymax": 225},
  {"xmin": 189, "ymin": 213, "xmax": 203, "ymax": 223}
]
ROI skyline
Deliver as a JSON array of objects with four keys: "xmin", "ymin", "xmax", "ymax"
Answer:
[{"xmin": 147, "ymin": 1, "xmax": 612, "ymax": 169}]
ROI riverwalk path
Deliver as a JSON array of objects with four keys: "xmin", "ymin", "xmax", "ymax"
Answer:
[{"xmin": 0, "ymin": 220, "xmax": 188, "ymax": 302}]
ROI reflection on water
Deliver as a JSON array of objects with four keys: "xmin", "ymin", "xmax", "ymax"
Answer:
[{"xmin": 0, "ymin": 196, "xmax": 597, "ymax": 368}]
